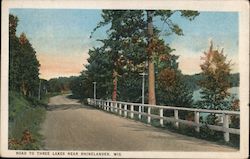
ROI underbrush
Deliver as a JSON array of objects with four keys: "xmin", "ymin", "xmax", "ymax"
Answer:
[
  {"xmin": 40, "ymin": 92, "xmax": 62, "ymax": 105},
  {"xmin": 8, "ymin": 91, "xmax": 46, "ymax": 150}
]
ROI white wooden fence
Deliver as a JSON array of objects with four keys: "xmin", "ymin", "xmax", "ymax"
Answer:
[{"xmin": 88, "ymin": 99, "xmax": 240, "ymax": 142}]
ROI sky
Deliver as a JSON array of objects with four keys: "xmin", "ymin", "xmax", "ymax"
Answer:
[{"xmin": 10, "ymin": 9, "xmax": 239, "ymax": 80}]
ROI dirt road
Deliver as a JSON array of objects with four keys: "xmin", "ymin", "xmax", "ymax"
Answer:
[{"xmin": 40, "ymin": 94, "xmax": 237, "ymax": 151}]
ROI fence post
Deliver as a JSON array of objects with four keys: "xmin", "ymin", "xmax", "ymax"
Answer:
[
  {"xmin": 139, "ymin": 106, "xmax": 142, "ymax": 119},
  {"xmin": 195, "ymin": 111, "xmax": 200, "ymax": 132},
  {"xmin": 110, "ymin": 102, "xmax": 113, "ymax": 112},
  {"xmin": 107, "ymin": 101, "xmax": 109, "ymax": 111},
  {"xmin": 107, "ymin": 101, "xmax": 110, "ymax": 111},
  {"xmin": 160, "ymin": 108, "xmax": 164, "ymax": 127},
  {"xmin": 124, "ymin": 104, "xmax": 127, "ymax": 117},
  {"xmin": 115, "ymin": 102, "xmax": 118, "ymax": 113},
  {"xmin": 103, "ymin": 101, "xmax": 106, "ymax": 110},
  {"xmin": 223, "ymin": 114, "xmax": 230, "ymax": 142},
  {"xmin": 119, "ymin": 103, "xmax": 122, "ymax": 115},
  {"xmin": 130, "ymin": 105, "xmax": 134, "ymax": 119},
  {"xmin": 148, "ymin": 107, "xmax": 151, "ymax": 124},
  {"xmin": 174, "ymin": 109, "xmax": 179, "ymax": 128}
]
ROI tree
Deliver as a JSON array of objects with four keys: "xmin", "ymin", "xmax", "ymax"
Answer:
[
  {"xmin": 146, "ymin": 10, "xmax": 199, "ymax": 105},
  {"xmin": 91, "ymin": 10, "xmax": 147, "ymax": 101},
  {"xmin": 85, "ymin": 47, "xmax": 113, "ymax": 99},
  {"xmin": 9, "ymin": 14, "xmax": 40, "ymax": 97},
  {"xmin": 9, "ymin": 14, "xmax": 22, "ymax": 91},
  {"xmin": 90, "ymin": 10, "xmax": 199, "ymax": 104},
  {"xmin": 18, "ymin": 33, "xmax": 40, "ymax": 96},
  {"xmin": 199, "ymin": 42, "xmax": 232, "ymax": 110},
  {"xmin": 147, "ymin": 10, "xmax": 156, "ymax": 105},
  {"xmin": 156, "ymin": 43, "xmax": 193, "ymax": 118},
  {"xmin": 48, "ymin": 76, "xmax": 75, "ymax": 93}
]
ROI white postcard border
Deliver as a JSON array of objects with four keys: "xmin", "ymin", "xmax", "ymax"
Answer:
[{"xmin": 1, "ymin": 0, "xmax": 249, "ymax": 158}]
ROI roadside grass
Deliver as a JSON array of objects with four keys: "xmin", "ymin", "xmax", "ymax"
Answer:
[
  {"xmin": 40, "ymin": 92, "xmax": 62, "ymax": 105},
  {"xmin": 8, "ymin": 91, "xmax": 47, "ymax": 150}
]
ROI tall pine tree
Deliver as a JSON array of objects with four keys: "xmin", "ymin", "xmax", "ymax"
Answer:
[{"xmin": 91, "ymin": 10, "xmax": 199, "ymax": 104}]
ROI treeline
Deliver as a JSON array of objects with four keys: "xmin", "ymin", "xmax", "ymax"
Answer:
[
  {"xmin": 70, "ymin": 10, "xmax": 200, "ymax": 108},
  {"xmin": 71, "ymin": 11, "xmax": 239, "ymax": 146},
  {"xmin": 183, "ymin": 73, "xmax": 239, "ymax": 92},
  {"xmin": 71, "ymin": 10, "xmax": 239, "ymax": 110},
  {"xmin": 9, "ymin": 14, "xmax": 46, "ymax": 150},
  {"xmin": 47, "ymin": 76, "xmax": 77, "ymax": 93},
  {"xmin": 9, "ymin": 14, "xmax": 40, "ymax": 97},
  {"xmin": 65, "ymin": 72, "xmax": 239, "ymax": 101}
]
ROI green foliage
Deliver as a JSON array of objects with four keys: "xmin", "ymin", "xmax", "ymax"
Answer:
[
  {"xmin": 195, "ymin": 43, "xmax": 237, "ymax": 134},
  {"xmin": 70, "ymin": 72, "xmax": 94, "ymax": 99},
  {"xmin": 9, "ymin": 14, "xmax": 18, "ymax": 36},
  {"xmin": 70, "ymin": 75, "xmax": 85, "ymax": 99},
  {"xmin": 229, "ymin": 98, "xmax": 240, "ymax": 129},
  {"xmin": 76, "ymin": 10, "xmax": 199, "ymax": 107},
  {"xmin": 157, "ymin": 77, "xmax": 193, "ymax": 107},
  {"xmin": 9, "ymin": 91, "xmax": 46, "ymax": 150},
  {"xmin": 9, "ymin": 91, "xmax": 30, "ymax": 122},
  {"xmin": 9, "ymin": 14, "xmax": 45, "ymax": 150},
  {"xmin": 9, "ymin": 14, "xmax": 40, "ymax": 97},
  {"xmin": 89, "ymin": 10, "xmax": 149, "ymax": 101},
  {"xmin": 182, "ymin": 74, "xmax": 204, "ymax": 92},
  {"xmin": 118, "ymin": 73, "xmax": 144, "ymax": 102},
  {"xmin": 48, "ymin": 76, "xmax": 76, "ymax": 93},
  {"xmin": 155, "ymin": 44, "xmax": 193, "ymax": 109},
  {"xmin": 229, "ymin": 73, "xmax": 239, "ymax": 87},
  {"xmin": 181, "ymin": 73, "xmax": 239, "ymax": 93},
  {"xmin": 85, "ymin": 47, "xmax": 113, "ymax": 99},
  {"xmin": 73, "ymin": 10, "xmax": 200, "ymax": 104},
  {"xmin": 199, "ymin": 43, "xmax": 232, "ymax": 110},
  {"xmin": 154, "ymin": 10, "xmax": 199, "ymax": 36}
]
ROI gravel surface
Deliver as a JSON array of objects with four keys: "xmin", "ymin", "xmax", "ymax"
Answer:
[{"xmin": 40, "ymin": 94, "xmax": 237, "ymax": 151}]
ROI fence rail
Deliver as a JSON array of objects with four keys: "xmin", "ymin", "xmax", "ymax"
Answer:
[{"xmin": 88, "ymin": 99, "xmax": 240, "ymax": 142}]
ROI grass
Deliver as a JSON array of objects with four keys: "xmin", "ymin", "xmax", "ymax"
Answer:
[
  {"xmin": 8, "ymin": 91, "xmax": 66, "ymax": 150},
  {"xmin": 40, "ymin": 92, "xmax": 62, "ymax": 105},
  {"xmin": 8, "ymin": 91, "xmax": 46, "ymax": 150}
]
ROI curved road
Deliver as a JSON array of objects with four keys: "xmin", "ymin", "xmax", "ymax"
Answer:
[{"xmin": 40, "ymin": 94, "xmax": 237, "ymax": 151}]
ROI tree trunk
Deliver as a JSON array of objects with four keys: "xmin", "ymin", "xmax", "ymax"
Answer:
[
  {"xmin": 112, "ymin": 70, "xmax": 118, "ymax": 101},
  {"xmin": 147, "ymin": 10, "xmax": 156, "ymax": 105},
  {"xmin": 21, "ymin": 81, "xmax": 27, "ymax": 96}
]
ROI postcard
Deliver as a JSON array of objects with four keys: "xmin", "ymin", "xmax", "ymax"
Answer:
[{"xmin": 1, "ymin": 0, "xmax": 249, "ymax": 158}]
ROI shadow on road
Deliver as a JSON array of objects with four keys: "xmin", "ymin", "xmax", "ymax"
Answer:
[
  {"xmin": 66, "ymin": 94, "xmax": 82, "ymax": 102},
  {"xmin": 47, "ymin": 104, "xmax": 95, "ymax": 111}
]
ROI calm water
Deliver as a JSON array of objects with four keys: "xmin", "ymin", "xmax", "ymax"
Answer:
[{"xmin": 192, "ymin": 87, "xmax": 239, "ymax": 119}]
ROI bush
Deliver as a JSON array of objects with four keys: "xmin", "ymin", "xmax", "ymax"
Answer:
[{"xmin": 9, "ymin": 91, "xmax": 46, "ymax": 150}]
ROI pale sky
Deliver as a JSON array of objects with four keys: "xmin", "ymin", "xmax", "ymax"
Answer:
[{"xmin": 10, "ymin": 9, "xmax": 239, "ymax": 79}]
